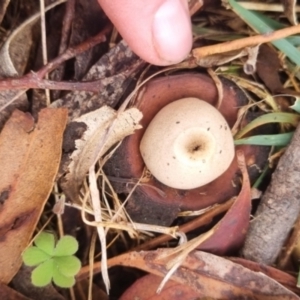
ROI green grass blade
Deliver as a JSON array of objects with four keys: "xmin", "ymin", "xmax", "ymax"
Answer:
[
  {"xmin": 227, "ymin": 0, "xmax": 300, "ymax": 66},
  {"xmin": 235, "ymin": 132, "xmax": 294, "ymax": 146},
  {"xmin": 234, "ymin": 112, "xmax": 300, "ymax": 139}
]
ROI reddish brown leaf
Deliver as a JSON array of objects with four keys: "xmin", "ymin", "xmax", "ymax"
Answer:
[
  {"xmin": 0, "ymin": 282, "xmax": 31, "ymax": 300},
  {"xmin": 198, "ymin": 150, "xmax": 251, "ymax": 254},
  {"xmin": 0, "ymin": 108, "xmax": 67, "ymax": 283},
  {"xmin": 256, "ymin": 45, "xmax": 283, "ymax": 94},
  {"xmin": 107, "ymin": 249, "xmax": 299, "ymax": 299},
  {"xmin": 120, "ymin": 274, "xmax": 200, "ymax": 300},
  {"xmin": 229, "ymin": 257, "xmax": 300, "ymax": 295}
]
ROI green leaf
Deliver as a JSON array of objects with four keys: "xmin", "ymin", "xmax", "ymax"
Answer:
[
  {"xmin": 52, "ymin": 265, "xmax": 75, "ymax": 288},
  {"xmin": 54, "ymin": 235, "xmax": 79, "ymax": 256},
  {"xmin": 22, "ymin": 246, "xmax": 51, "ymax": 266},
  {"xmin": 54, "ymin": 256, "xmax": 81, "ymax": 277},
  {"xmin": 227, "ymin": 0, "xmax": 300, "ymax": 66},
  {"xmin": 290, "ymin": 97, "xmax": 300, "ymax": 113},
  {"xmin": 234, "ymin": 132, "xmax": 294, "ymax": 146},
  {"xmin": 234, "ymin": 112, "xmax": 300, "ymax": 139},
  {"xmin": 31, "ymin": 259, "xmax": 54, "ymax": 287},
  {"xmin": 34, "ymin": 232, "xmax": 55, "ymax": 256}
]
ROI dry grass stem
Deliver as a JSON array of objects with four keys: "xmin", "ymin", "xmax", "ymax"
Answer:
[{"xmin": 193, "ymin": 25, "xmax": 300, "ymax": 58}]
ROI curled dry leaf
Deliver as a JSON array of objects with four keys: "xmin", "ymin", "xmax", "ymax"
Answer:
[
  {"xmin": 0, "ymin": 108, "xmax": 68, "ymax": 283},
  {"xmin": 109, "ymin": 249, "xmax": 299, "ymax": 299},
  {"xmin": 61, "ymin": 106, "xmax": 142, "ymax": 202},
  {"xmin": 198, "ymin": 150, "xmax": 251, "ymax": 254}
]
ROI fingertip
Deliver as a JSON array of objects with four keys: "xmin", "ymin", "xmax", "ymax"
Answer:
[
  {"xmin": 98, "ymin": 0, "xmax": 192, "ymax": 65},
  {"xmin": 152, "ymin": 0, "xmax": 193, "ymax": 65}
]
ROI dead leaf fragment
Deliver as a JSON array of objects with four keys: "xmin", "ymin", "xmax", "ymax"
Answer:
[
  {"xmin": 61, "ymin": 106, "xmax": 142, "ymax": 201},
  {"xmin": 0, "ymin": 108, "xmax": 68, "ymax": 283},
  {"xmin": 106, "ymin": 249, "xmax": 300, "ymax": 299},
  {"xmin": 120, "ymin": 274, "xmax": 200, "ymax": 300},
  {"xmin": 198, "ymin": 150, "xmax": 251, "ymax": 254},
  {"xmin": 0, "ymin": 282, "xmax": 31, "ymax": 300}
]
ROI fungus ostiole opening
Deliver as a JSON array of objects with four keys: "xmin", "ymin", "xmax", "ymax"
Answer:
[{"xmin": 174, "ymin": 128, "xmax": 216, "ymax": 165}]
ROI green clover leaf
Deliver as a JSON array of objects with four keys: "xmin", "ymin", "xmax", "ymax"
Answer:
[
  {"xmin": 34, "ymin": 232, "xmax": 55, "ymax": 256},
  {"xmin": 53, "ymin": 265, "xmax": 75, "ymax": 288},
  {"xmin": 31, "ymin": 259, "xmax": 54, "ymax": 287},
  {"xmin": 22, "ymin": 232, "xmax": 81, "ymax": 288},
  {"xmin": 22, "ymin": 246, "xmax": 51, "ymax": 266},
  {"xmin": 54, "ymin": 256, "xmax": 81, "ymax": 277},
  {"xmin": 53, "ymin": 235, "xmax": 79, "ymax": 256}
]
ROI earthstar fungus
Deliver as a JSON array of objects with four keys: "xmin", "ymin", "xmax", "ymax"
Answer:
[
  {"xmin": 140, "ymin": 97, "xmax": 235, "ymax": 189},
  {"xmin": 105, "ymin": 73, "xmax": 269, "ymax": 226}
]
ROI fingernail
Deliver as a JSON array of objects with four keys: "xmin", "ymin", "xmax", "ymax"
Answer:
[{"xmin": 152, "ymin": 0, "xmax": 192, "ymax": 65}]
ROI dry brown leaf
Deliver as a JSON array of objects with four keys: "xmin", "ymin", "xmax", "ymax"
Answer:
[
  {"xmin": 0, "ymin": 282, "xmax": 31, "ymax": 300},
  {"xmin": 107, "ymin": 249, "xmax": 299, "ymax": 299},
  {"xmin": 61, "ymin": 106, "xmax": 142, "ymax": 201},
  {"xmin": 12, "ymin": 265, "xmax": 66, "ymax": 300},
  {"xmin": 256, "ymin": 44, "xmax": 283, "ymax": 94},
  {"xmin": 0, "ymin": 108, "xmax": 67, "ymax": 283},
  {"xmin": 120, "ymin": 274, "xmax": 200, "ymax": 300},
  {"xmin": 198, "ymin": 150, "xmax": 251, "ymax": 254},
  {"xmin": 195, "ymin": 48, "xmax": 247, "ymax": 67}
]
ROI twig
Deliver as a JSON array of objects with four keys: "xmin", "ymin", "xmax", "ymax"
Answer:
[
  {"xmin": 50, "ymin": 0, "xmax": 75, "ymax": 98},
  {"xmin": 58, "ymin": 0, "xmax": 75, "ymax": 55},
  {"xmin": 241, "ymin": 123, "xmax": 300, "ymax": 264},
  {"xmin": 37, "ymin": 25, "xmax": 111, "ymax": 78},
  {"xmin": 0, "ymin": 26, "xmax": 111, "ymax": 92},
  {"xmin": 192, "ymin": 24, "xmax": 300, "ymax": 58},
  {"xmin": 0, "ymin": 74, "xmax": 103, "ymax": 92},
  {"xmin": 39, "ymin": 0, "xmax": 50, "ymax": 105}
]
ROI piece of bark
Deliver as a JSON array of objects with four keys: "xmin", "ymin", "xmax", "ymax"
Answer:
[{"xmin": 241, "ymin": 124, "xmax": 300, "ymax": 265}]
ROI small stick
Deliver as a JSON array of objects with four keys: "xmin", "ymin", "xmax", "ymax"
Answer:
[
  {"xmin": 241, "ymin": 123, "xmax": 300, "ymax": 265},
  {"xmin": 0, "ymin": 26, "xmax": 111, "ymax": 93},
  {"xmin": 192, "ymin": 24, "xmax": 300, "ymax": 58}
]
